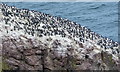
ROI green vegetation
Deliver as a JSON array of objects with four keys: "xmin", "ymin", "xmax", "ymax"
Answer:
[
  {"xmin": 0, "ymin": 57, "xmax": 11, "ymax": 71},
  {"xmin": 101, "ymin": 52, "xmax": 115, "ymax": 69},
  {"xmin": 0, "ymin": 62, "xmax": 2, "ymax": 72},
  {"xmin": 2, "ymin": 61, "xmax": 11, "ymax": 70}
]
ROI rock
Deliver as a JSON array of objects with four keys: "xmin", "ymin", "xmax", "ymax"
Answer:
[{"xmin": 0, "ymin": 4, "xmax": 120, "ymax": 71}]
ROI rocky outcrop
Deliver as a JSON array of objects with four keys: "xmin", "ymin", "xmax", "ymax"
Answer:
[
  {"xmin": 2, "ymin": 35, "xmax": 120, "ymax": 71},
  {"xmin": 0, "ymin": 3, "xmax": 120, "ymax": 71}
]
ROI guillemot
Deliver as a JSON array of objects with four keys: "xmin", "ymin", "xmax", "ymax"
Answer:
[{"xmin": 0, "ymin": 3, "xmax": 119, "ymax": 60}]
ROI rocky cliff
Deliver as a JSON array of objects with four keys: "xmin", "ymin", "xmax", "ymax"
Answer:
[{"xmin": 0, "ymin": 3, "xmax": 120, "ymax": 71}]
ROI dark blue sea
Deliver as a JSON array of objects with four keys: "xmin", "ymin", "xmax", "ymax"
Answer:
[{"xmin": 2, "ymin": 2, "xmax": 118, "ymax": 42}]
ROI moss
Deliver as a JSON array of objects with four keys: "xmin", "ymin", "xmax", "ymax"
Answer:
[
  {"xmin": 71, "ymin": 58, "xmax": 77, "ymax": 68},
  {"xmin": 2, "ymin": 61, "xmax": 11, "ymax": 70},
  {"xmin": 67, "ymin": 56, "xmax": 77, "ymax": 70},
  {"xmin": 1, "ymin": 57, "xmax": 11, "ymax": 71},
  {"xmin": 0, "ymin": 61, "xmax": 11, "ymax": 72},
  {"xmin": 0, "ymin": 62, "xmax": 2, "ymax": 72},
  {"xmin": 102, "ymin": 52, "xmax": 115, "ymax": 69}
]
